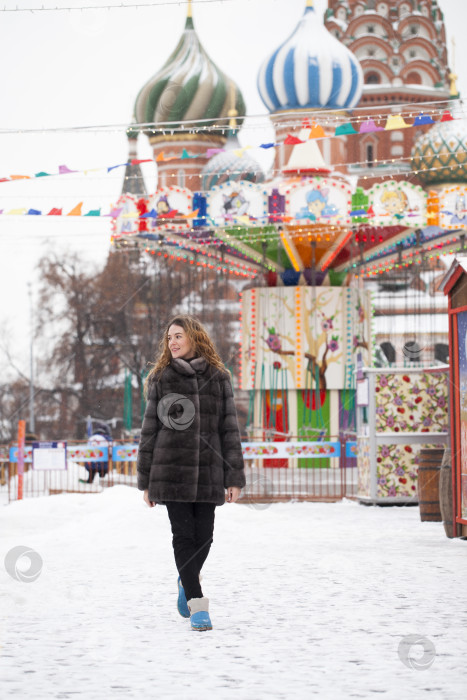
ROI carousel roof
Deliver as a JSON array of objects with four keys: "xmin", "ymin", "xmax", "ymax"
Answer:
[{"xmin": 257, "ymin": 0, "xmax": 363, "ymax": 113}]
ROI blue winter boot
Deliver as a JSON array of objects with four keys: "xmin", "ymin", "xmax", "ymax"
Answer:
[
  {"xmin": 177, "ymin": 576, "xmax": 190, "ymax": 618},
  {"xmin": 187, "ymin": 596, "xmax": 212, "ymax": 631}
]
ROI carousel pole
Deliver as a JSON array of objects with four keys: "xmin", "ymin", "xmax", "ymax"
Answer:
[{"xmin": 311, "ymin": 240, "xmax": 316, "ymax": 288}]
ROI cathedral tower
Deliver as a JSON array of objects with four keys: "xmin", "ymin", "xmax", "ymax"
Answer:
[
  {"xmin": 325, "ymin": 0, "xmax": 454, "ymax": 184},
  {"xmin": 133, "ymin": 0, "xmax": 246, "ymax": 191}
]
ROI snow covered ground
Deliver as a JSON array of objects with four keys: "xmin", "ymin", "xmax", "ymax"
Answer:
[{"xmin": 1, "ymin": 486, "xmax": 466, "ymax": 699}]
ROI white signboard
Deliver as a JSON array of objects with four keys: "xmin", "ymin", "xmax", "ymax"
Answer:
[{"xmin": 32, "ymin": 441, "xmax": 67, "ymax": 471}]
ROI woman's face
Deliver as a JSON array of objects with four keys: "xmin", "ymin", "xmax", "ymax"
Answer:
[{"xmin": 167, "ymin": 324, "xmax": 194, "ymax": 360}]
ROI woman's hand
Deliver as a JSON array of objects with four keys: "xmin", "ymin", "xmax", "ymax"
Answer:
[
  {"xmin": 143, "ymin": 489, "xmax": 156, "ymax": 508},
  {"xmin": 226, "ymin": 486, "xmax": 241, "ymax": 503}
]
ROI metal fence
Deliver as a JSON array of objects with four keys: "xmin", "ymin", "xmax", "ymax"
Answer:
[{"xmin": 0, "ymin": 436, "xmax": 358, "ymax": 505}]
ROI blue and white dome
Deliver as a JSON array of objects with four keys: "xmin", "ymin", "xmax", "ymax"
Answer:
[{"xmin": 257, "ymin": 0, "xmax": 363, "ymax": 112}]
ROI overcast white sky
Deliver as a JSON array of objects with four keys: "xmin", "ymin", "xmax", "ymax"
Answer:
[{"xmin": 0, "ymin": 0, "xmax": 466, "ymax": 376}]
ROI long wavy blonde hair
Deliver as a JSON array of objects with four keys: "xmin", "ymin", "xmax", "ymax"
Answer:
[{"xmin": 144, "ymin": 314, "xmax": 226, "ymax": 397}]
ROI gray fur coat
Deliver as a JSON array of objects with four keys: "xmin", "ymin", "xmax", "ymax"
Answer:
[{"xmin": 137, "ymin": 356, "xmax": 246, "ymax": 506}]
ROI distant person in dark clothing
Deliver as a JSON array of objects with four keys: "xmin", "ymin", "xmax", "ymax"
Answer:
[{"xmin": 79, "ymin": 426, "xmax": 112, "ymax": 484}]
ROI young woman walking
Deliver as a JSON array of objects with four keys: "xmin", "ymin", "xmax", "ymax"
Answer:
[{"xmin": 137, "ymin": 315, "xmax": 246, "ymax": 631}]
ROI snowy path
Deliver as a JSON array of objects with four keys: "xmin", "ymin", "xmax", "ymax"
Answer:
[{"xmin": 1, "ymin": 486, "xmax": 466, "ymax": 699}]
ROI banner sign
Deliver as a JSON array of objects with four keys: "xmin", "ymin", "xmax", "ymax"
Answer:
[
  {"xmin": 10, "ymin": 445, "xmax": 32, "ymax": 462},
  {"xmin": 67, "ymin": 446, "xmax": 108, "ymax": 462},
  {"xmin": 32, "ymin": 441, "xmax": 67, "ymax": 471},
  {"xmin": 241, "ymin": 441, "xmax": 341, "ymax": 459},
  {"xmin": 112, "ymin": 444, "xmax": 139, "ymax": 462}
]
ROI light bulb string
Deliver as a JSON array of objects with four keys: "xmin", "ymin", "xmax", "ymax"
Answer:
[
  {"xmin": 1, "ymin": 148, "xmax": 467, "ymax": 191},
  {"xmin": 1, "ymin": 97, "xmax": 465, "ymax": 136}
]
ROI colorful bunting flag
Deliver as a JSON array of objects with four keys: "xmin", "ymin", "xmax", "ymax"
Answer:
[
  {"xmin": 385, "ymin": 115, "xmax": 410, "ymax": 130},
  {"xmin": 35, "ymin": 172, "xmax": 51, "ymax": 177},
  {"xmin": 10, "ymin": 175, "xmax": 30, "ymax": 180},
  {"xmin": 413, "ymin": 112, "xmax": 435, "ymax": 126},
  {"xmin": 181, "ymin": 149, "xmax": 197, "ymax": 159},
  {"xmin": 155, "ymin": 152, "xmax": 165, "ymax": 162},
  {"xmin": 284, "ymin": 134, "xmax": 304, "ymax": 145},
  {"xmin": 59, "ymin": 165, "xmax": 78, "ymax": 174},
  {"xmin": 335, "ymin": 123, "xmax": 357, "ymax": 135},
  {"xmin": 309, "ymin": 122, "xmax": 326, "ymax": 138},
  {"xmin": 107, "ymin": 207, "xmax": 123, "ymax": 218},
  {"xmin": 107, "ymin": 164, "xmax": 129, "ymax": 172},
  {"xmin": 47, "ymin": 208, "xmax": 62, "ymax": 216},
  {"xmin": 441, "ymin": 110, "xmax": 454, "ymax": 122},
  {"xmin": 359, "ymin": 119, "xmax": 383, "ymax": 133},
  {"xmin": 67, "ymin": 203, "xmax": 83, "ymax": 216},
  {"xmin": 207, "ymin": 148, "xmax": 225, "ymax": 159},
  {"xmin": 27, "ymin": 208, "xmax": 41, "ymax": 215},
  {"xmin": 84, "ymin": 209, "xmax": 101, "ymax": 216}
]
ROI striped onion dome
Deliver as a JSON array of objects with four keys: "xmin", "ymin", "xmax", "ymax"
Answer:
[
  {"xmin": 133, "ymin": 9, "xmax": 246, "ymax": 135},
  {"xmin": 202, "ymin": 132, "xmax": 265, "ymax": 190},
  {"xmin": 411, "ymin": 119, "xmax": 467, "ymax": 185},
  {"xmin": 258, "ymin": 0, "xmax": 363, "ymax": 112}
]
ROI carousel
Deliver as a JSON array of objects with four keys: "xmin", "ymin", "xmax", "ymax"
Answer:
[{"xmin": 110, "ymin": 0, "xmax": 461, "ymax": 496}]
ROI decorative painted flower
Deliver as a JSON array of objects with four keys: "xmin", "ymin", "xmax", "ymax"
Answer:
[
  {"xmin": 376, "ymin": 407, "xmax": 384, "ymax": 415},
  {"xmin": 328, "ymin": 337, "xmax": 339, "ymax": 352},
  {"xmin": 395, "ymin": 467, "xmax": 405, "ymax": 476},
  {"xmin": 427, "ymin": 386, "xmax": 436, "ymax": 396},
  {"xmin": 437, "ymin": 397, "xmax": 446, "ymax": 408},
  {"xmin": 378, "ymin": 477, "xmax": 387, "ymax": 485},
  {"xmin": 404, "ymin": 445, "xmax": 413, "ymax": 453},
  {"xmin": 273, "ymin": 361, "xmax": 282, "ymax": 370},
  {"xmin": 394, "ymin": 395, "xmax": 403, "ymax": 406},
  {"xmin": 381, "ymin": 446, "xmax": 390, "ymax": 458},
  {"xmin": 321, "ymin": 317, "xmax": 334, "ymax": 331},
  {"xmin": 357, "ymin": 305, "xmax": 365, "ymax": 323},
  {"xmin": 423, "ymin": 417, "xmax": 432, "ymax": 427},
  {"xmin": 412, "ymin": 386, "xmax": 420, "ymax": 394},
  {"xmin": 388, "ymin": 486, "xmax": 397, "ymax": 497},
  {"xmin": 403, "ymin": 375, "xmax": 410, "ymax": 383},
  {"xmin": 386, "ymin": 415, "xmax": 395, "ymax": 427},
  {"xmin": 380, "ymin": 376, "xmax": 388, "ymax": 387}
]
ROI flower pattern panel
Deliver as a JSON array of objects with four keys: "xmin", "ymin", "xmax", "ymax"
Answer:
[{"xmin": 375, "ymin": 372, "xmax": 448, "ymax": 434}]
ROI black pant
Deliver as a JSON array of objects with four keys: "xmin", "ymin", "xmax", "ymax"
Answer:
[{"xmin": 165, "ymin": 502, "xmax": 216, "ymax": 602}]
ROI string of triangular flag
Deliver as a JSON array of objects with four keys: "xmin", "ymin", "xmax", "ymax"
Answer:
[{"xmin": 0, "ymin": 110, "xmax": 455, "ymax": 185}]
